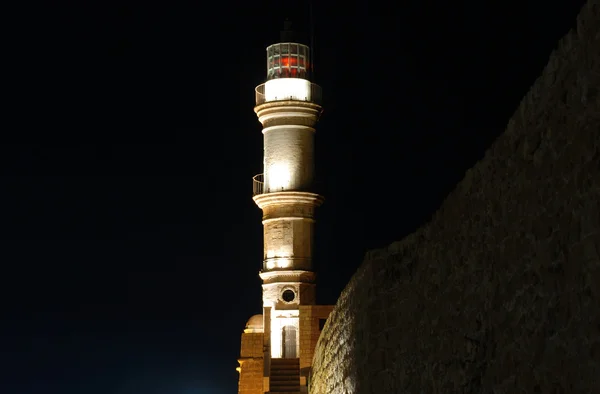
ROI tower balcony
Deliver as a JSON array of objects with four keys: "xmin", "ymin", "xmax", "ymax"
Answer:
[
  {"xmin": 253, "ymin": 173, "xmax": 264, "ymax": 196},
  {"xmin": 255, "ymin": 79, "xmax": 322, "ymax": 106},
  {"xmin": 252, "ymin": 173, "xmax": 325, "ymax": 198},
  {"xmin": 253, "ymin": 173, "xmax": 312, "ymax": 196}
]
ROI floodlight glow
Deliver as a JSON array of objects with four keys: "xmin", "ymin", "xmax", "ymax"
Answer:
[
  {"xmin": 264, "ymin": 78, "xmax": 311, "ymax": 102},
  {"xmin": 267, "ymin": 163, "xmax": 291, "ymax": 191},
  {"xmin": 276, "ymin": 258, "xmax": 291, "ymax": 268},
  {"xmin": 264, "ymin": 258, "xmax": 292, "ymax": 270}
]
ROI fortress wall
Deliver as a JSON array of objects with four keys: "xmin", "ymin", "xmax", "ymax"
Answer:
[{"xmin": 310, "ymin": 1, "xmax": 600, "ymax": 393}]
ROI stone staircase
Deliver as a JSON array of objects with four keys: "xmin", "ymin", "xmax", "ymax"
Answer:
[{"xmin": 268, "ymin": 358, "xmax": 300, "ymax": 393}]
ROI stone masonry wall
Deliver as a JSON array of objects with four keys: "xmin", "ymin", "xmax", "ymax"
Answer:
[
  {"xmin": 299, "ymin": 305, "xmax": 334, "ymax": 387},
  {"xmin": 238, "ymin": 332, "xmax": 263, "ymax": 394},
  {"xmin": 310, "ymin": 1, "xmax": 600, "ymax": 393}
]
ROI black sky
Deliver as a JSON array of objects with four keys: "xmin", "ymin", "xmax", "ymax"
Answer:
[{"xmin": 1, "ymin": 0, "xmax": 588, "ymax": 393}]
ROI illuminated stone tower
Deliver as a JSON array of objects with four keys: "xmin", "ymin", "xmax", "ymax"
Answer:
[
  {"xmin": 253, "ymin": 21, "xmax": 324, "ymax": 361},
  {"xmin": 237, "ymin": 21, "xmax": 333, "ymax": 394}
]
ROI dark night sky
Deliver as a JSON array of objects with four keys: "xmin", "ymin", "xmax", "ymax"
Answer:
[{"xmin": 1, "ymin": 1, "xmax": 588, "ymax": 393}]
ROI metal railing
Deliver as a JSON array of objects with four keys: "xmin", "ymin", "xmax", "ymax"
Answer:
[
  {"xmin": 255, "ymin": 82, "xmax": 322, "ymax": 106},
  {"xmin": 252, "ymin": 173, "xmax": 264, "ymax": 196}
]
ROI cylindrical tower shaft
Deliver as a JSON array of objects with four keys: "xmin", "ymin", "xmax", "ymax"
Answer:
[
  {"xmin": 254, "ymin": 101, "xmax": 323, "ymax": 285},
  {"xmin": 263, "ymin": 124, "xmax": 314, "ymax": 193}
]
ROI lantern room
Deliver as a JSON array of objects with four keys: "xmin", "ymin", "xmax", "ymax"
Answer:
[
  {"xmin": 255, "ymin": 21, "xmax": 321, "ymax": 106},
  {"xmin": 266, "ymin": 42, "xmax": 311, "ymax": 81}
]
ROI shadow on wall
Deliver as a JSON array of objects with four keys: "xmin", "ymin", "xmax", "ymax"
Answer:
[{"xmin": 310, "ymin": 1, "xmax": 600, "ymax": 393}]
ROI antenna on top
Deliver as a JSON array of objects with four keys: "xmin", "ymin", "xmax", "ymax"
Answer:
[
  {"xmin": 309, "ymin": 1, "xmax": 315, "ymax": 78},
  {"xmin": 280, "ymin": 18, "xmax": 294, "ymax": 42}
]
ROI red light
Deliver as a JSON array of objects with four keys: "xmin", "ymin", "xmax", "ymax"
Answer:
[{"xmin": 280, "ymin": 56, "xmax": 298, "ymax": 67}]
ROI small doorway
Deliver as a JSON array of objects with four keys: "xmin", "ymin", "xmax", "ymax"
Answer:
[{"xmin": 282, "ymin": 325, "xmax": 297, "ymax": 358}]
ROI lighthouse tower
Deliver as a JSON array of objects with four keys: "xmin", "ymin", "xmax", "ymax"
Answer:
[
  {"xmin": 253, "ymin": 20, "xmax": 324, "ymax": 359},
  {"xmin": 237, "ymin": 21, "xmax": 333, "ymax": 394}
]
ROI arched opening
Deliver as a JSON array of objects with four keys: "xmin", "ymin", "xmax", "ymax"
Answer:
[{"xmin": 281, "ymin": 325, "xmax": 297, "ymax": 358}]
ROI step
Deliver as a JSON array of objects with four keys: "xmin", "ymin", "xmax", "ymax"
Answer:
[
  {"xmin": 270, "ymin": 382, "xmax": 300, "ymax": 388},
  {"xmin": 271, "ymin": 361, "xmax": 300, "ymax": 366},
  {"xmin": 270, "ymin": 376, "xmax": 300, "ymax": 385},
  {"xmin": 271, "ymin": 383, "xmax": 300, "ymax": 388},
  {"xmin": 271, "ymin": 372, "xmax": 299, "ymax": 377},
  {"xmin": 271, "ymin": 364, "xmax": 299, "ymax": 369},
  {"xmin": 271, "ymin": 359, "xmax": 299, "ymax": 367},
  {"xmin": 271, "ymin": 364, "xmax": 298, "ymax": 368},
  {"xmin": 271, "ymin": 358, "xmax": 299, "ymax": 364},
  {"xmin": 270, "ymin": 373, "xmax": 300, "ymax": 379},
  {"xmin": 269, "ymin": 390, "xmax": 300, "ymax": 393},
  {"xmin": 269, "ymin": 388, "xmax": 301, "ymax": 393},
  {"xmin": 271, "ymin": 376, "xmax": 299, "ymax": 381},
  {"xmin": 271, "ymin": 369, "xmax": 300, "ymax": 374},
  {"xmin": 271, "ymin": 376, "xmax": 300, "ymax": 382},
  {"xmin": 270, "ymin": 380, "xmax": 300, "ymax": 388}
]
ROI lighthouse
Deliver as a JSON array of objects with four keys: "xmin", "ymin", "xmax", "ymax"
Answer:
[
  {"xmin": 253, "ymin": 19, "xmax": 323, "ymax": 359},
  {"xmin": 237, "ymin": 21, "xmax": 333, "ymax": 394}
]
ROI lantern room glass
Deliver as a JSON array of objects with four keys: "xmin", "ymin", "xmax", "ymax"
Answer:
[{"xmin": 266, "ymin": 42, "xmax": 310, "ymax": 80}]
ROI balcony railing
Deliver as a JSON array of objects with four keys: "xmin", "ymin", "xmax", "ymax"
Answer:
[
  {"xmin": 252, "ymin": 173, "xmax": 264, "ymax": 196},
  {"xmin": 252, "ymin": 173, "xmax": 324, "ymax": 196},
  {"xmin": 255, "ymin": 79, "xmax": 322, "ymax": 106}
]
